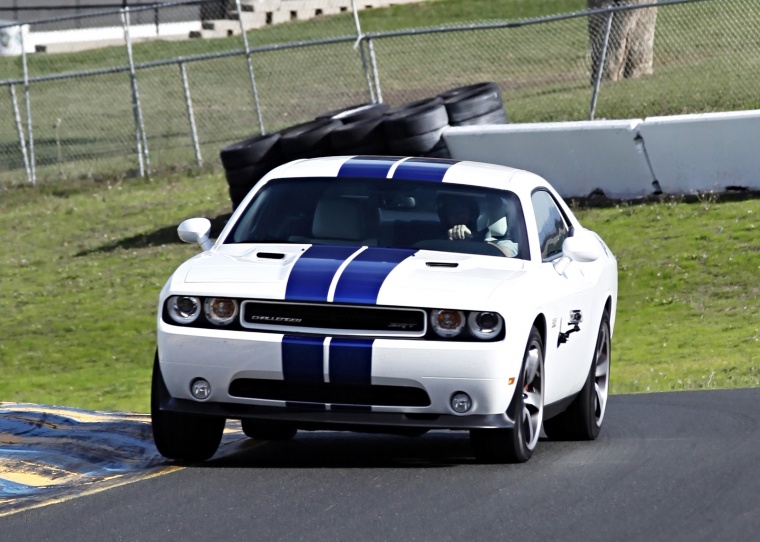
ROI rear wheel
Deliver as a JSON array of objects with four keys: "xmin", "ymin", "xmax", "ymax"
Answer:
[
  {"xmin": 151, "ymin": 352, "xmax": 225, "ymax": 462},
  {"xmin": 543, "ymin": 309, "xmax": 611, "ymax": 440},
  {"xmin": 470, "ymin": 327, "xmax": 544, "ymax": 463},
  {"xmin": 241, "ymin": 419, "xmax": 297, "ymax": 441}
]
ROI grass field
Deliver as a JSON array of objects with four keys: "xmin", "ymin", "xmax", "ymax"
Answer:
[
  {"xmin": 1, "ymin": 0, "xmax": 758, "ymax": 412},
  {"xmin": 2, "ymin": 0, "xmax": 760, "ymax": 183},
  {"xmin": 1, "ymin": 175, "xmax": 758, "ymax": 412}
]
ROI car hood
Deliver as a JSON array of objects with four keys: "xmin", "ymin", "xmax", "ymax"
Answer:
[{"xmin": 172, "ymin": 244, "xmax": 527, "ymax": 310}]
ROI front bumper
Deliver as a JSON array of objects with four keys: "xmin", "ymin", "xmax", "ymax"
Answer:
[{"xmin": 157, "ymin": 321, "xmax": 524, "ymax": 430}]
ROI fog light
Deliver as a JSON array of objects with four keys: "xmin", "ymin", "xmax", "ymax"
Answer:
[
  {"xmin": 451, "ymin": 392, "xmax": 472, "ymax": 414},
  {"xmin": 191, "ymin": 379, "xmax": 211, "ymax": 400}
]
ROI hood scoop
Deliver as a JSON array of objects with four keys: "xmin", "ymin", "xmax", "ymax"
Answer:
[
  {"xmin": 256, "ymin": 252, "xmax": 286, "ymax": 260},
  {"xmin": 426, "ymin": 262, "xmax": 459, "ymax": 268}
]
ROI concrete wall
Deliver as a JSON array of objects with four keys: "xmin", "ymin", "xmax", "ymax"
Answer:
[{"xmin": 443, "ymin": 110, "xmax": 760, "ymax": 199}]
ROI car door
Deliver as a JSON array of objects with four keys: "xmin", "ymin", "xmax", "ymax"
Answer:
[{"xmin": 530, "ymin": 189, "xmax": 598, "ymax": 404}]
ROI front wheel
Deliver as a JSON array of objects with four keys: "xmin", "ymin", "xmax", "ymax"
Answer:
[
  {"xmin": 543, "ymin": 308, "xmax": 611, "ymax": 441},
  {"xmin": 470, "ymin": 326, "xmax": 545, "ymax": 463},
  {"xmin": 151, "ymin": 352, "xmax": 225, "ymax": 462}
]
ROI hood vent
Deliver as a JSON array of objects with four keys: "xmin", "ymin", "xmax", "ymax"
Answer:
[
  {"xmin": 256, "ymin": 252, "xmax": 285, "ymax": 260},
  {"xmin": 426, "ymin": 262, "xmax": 458, "ymax": 268}
]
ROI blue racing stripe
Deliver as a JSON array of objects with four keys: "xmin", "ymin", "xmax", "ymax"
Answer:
[
  {"xmin": 285, "ymin": 245, "xmax": 359, "ymax": 302},
  {"xmin": 333, "ymin": 247, "xmax": 416, "ymax": 304},
  {"xmin": 281, "ymin": 335, "xmax": 325, "ymax": 383},
  {"xmin": 392, "ymin": 157, "xmax": 458, "ymax": 182},
  {"xmin": 337, "ymin": 156, "xmax": 399, "ymax": 178},
  {"xmin": 329, "ymin": 338, "xmax": 374, "ymax": 385}
]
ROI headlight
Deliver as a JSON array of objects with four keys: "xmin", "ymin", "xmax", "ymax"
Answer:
[
  {"xmin": 430, "ymin": 309, "xmax": 465, "ymax": 338},
  {"xmin": 467, "ymin": 311, "xmax": 503, "ymax": 340},
  {"xmin": 167, "ymin": 296, "xmax": 201, "ymax": 325},
  {"xmin": 204, "ymin": 297, "xmax": 239, "ymax": 326}
]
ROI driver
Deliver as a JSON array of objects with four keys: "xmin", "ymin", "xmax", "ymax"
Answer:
[
  {"xmin": 437, "ymin": 193, "xmax": 519, "ymax": 257},
  {"xmin": 437, "ymin": 194, "xmax": 480, "ymax": 241}
]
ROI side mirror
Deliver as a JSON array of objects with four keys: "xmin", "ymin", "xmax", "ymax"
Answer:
[
  {"xmin": 562, "ymin": 229, "xmax": 601, "ymax": 263},
  {"xmin": 177, "ymin": 218, "xmax": 213, "ymax": 251}
]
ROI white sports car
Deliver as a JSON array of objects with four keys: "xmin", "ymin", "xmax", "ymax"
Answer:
[{"xmin": 153, "ymin": 156, "xmax": 617, "ymax": 463}]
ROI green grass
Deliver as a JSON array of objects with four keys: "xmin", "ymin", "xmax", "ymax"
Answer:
[
  {"xmin": 1, "ymin": 175, "xmax": 758, "ymax": 412},
  {"xmin": 2, "ymin": 0, "xmax": 760, "ymax": 183}
]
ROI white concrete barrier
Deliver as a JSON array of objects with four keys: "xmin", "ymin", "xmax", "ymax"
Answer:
[
  {"xmin": 638, "ymin": 110, "xmax": 760, "ymax": 194},
  {"xmin": 444, "ymin": 110, "xmax": 760, "ymax": 198},
  {"xmin": 443, "ymin": 120, "xmax": 656, "ymax": 199}
]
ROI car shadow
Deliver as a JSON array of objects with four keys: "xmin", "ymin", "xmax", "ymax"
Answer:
[{"xmin": 75, "ymin": 213, "xmax": 232, "ymax": 256}]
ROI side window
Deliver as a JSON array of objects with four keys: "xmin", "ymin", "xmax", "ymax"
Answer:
[{"xmin": 531, "ymin": 190, "xmax": 569, "ymax": 261}]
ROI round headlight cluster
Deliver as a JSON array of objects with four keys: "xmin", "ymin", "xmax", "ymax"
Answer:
[
  {"xmin": 430, "ymin": 309, "xmax": 466, "ymax": 338},
  {"xmin": 204, "ymin": 297, "xmax": 239, "ymax": 326},
  {"xmin": 167, "ymin": 296, "xmax": 201, "ymax": 324},
  {"xmin": 166, "ymin": 296, "xmax": 239, "ymax": 326},
  {"xmin": 467, "ymin": 311, "xmax": 503, "ymax": 339},
  {"xmin": 430, "ymin": 309, "xmax": 503, "ymax": 340}
]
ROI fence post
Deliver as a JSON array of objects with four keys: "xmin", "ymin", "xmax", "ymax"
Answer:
[
  {"xmin": 589, "ymin": 8, "xmax": 614, "ymax": 121},
  {"xmin": 367, "ymin": 38, "xmax": 382, "ymax": 104},
  {"xmin": 121, "ymin": 7, "xmax": 151, "ymax": 177},
  {"xmin": 351, "ymin": 0, "xmax": 377, "ymax": 103},
  {"xmin": 19, "ymin": 24, "xmax": 36, "ymax": 185},
  {"xmin": 9, "ymin": 84, "xmax": 32, "ymax": 184},
  {"xmin": 179, "ymin": 61, "xmax": 203, "ymax": 168},
  {"xmin": 235, "ymin": 0, "xmax": 265, "ymax": 134}
]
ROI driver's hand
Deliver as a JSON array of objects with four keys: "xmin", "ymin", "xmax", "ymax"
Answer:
[{"xmin": 448, "ymin": 224, "xmax": 472, "ymax": 240}]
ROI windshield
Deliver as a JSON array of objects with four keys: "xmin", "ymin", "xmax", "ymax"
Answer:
[{"xmin": 226, "ymin": 177, "xmax": 529, "ymax": 260}]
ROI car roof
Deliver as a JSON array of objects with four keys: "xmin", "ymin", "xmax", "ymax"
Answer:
[{"xmin": 258, "ymin": 156, "xmax": 549, "ymax": 194}]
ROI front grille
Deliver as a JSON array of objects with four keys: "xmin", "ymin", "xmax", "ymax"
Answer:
[
  {"xmin": 241, "ymin": 300, "xmax": 426, "ymax": 337},
  {"xmin": 229, "ymin": 379, "xmax": 431, "ymax": 407}
]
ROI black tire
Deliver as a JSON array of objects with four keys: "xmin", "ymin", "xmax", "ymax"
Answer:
[
  {"xmin": 470, "ymin": 326, "xmax": 544, "ymax": 463},
  {"xmin": 387, "ymin": 127, "xmax": 445, "ymax": 155},
  {"xmin": 391, "ymin": 96, "xmax": 443, "ymax": 113},
  {"xmin": 336, "ymin": 102, "xmax": 390, "ymax": 124},
  {"xmin": 225, "ymin": 163, "xmax": 273, "ymax": 210},
  {"xmin": 338, "ymin": 141, "xmax": 390, "ymax": 157},
  {"xmin": 450, "ymin": 107, "xmax": 509, "ymax": 127},
  {"xmin": 444, "ymin": 88, "xmax": 504, "ymax": 124},
  {"xmin": 383, "ymin": 103, "xmax": 449, "ymax": 138},
  {"xmin": 219, "ymin": 133, "xmax": 280, "ymax": 171},
  {"xmin": 423, "ymin": 138, "xmax": 451, "ymax": 159},
  {"xmin": 330, "ymin": 116, "xmax": 386, "ymax": 151},
  {"xmin": 279, "ymin": 119, "xmax": 342, "ymax": 158},
  {"xmin": 316, "ymin": 102, "xmax": 388, "ymax": 122},
  {"xmin": 151, "ymin": 352, "xmax": 225, "ymax": 462},
  {"xmin": 241, "ymin": 418, "xmax": 297, "ymax": 441},
  {"xmin": 437, "ymin": 82, "xmax": 500, "ymax": 101},
  {"xmin": 543, "ymin": 309, "xmax": 611, "ymax": 441}
]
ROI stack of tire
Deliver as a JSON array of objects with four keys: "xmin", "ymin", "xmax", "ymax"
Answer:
[{"xmin": 219, "ymin": 82, "xmax": 507, "ymax": 210}]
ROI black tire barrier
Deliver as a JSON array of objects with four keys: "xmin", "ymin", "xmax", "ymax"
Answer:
[
  {"xmin": 450, "ymin": 107, "xmax": 509, "ymax": 126},
  {"xmin": 279, "ymin": 118, "xmax": 342, "ymax": 158},
  {"xmin": 330, "ymin": 116, "xmax": 386, "ymax": 152},
  {"xmin": 337, "ymin": 102, "xmax": 390, "ymax": 124},
  {"xmin": 225, "ymin": 162, "xmax": 273, "ymax": 210},
  {"xmin": 437, "ymin": 81, "xmax": 500, "ymax": 101},
  {"xmin": 387, "ymin": 126, "xmax": 446, "ymax": 155},
  {"xmin": 316, "ymin": 102, "xmax": 389, "ymax": 123},
  {"xmin": 219, "ymin": 132, "xmax": 281, "ymax": 171},
  {"xmin": 443, "ymin": 87, "xmax": 504, "ymax": 124},
  {"xmin": 389, "ymin": 96, "xmax": 444, "ymax": 114},
  {"xmin": 423, "ymin": 138, "xmax": 451, "ymax": 159},
  {"xmin": 383, "ymin": 103, "xmax": 449, "ymax": 139}
]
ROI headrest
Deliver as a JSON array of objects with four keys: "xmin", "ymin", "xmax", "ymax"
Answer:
[
  {"xmin": 312, "ymin": 197, "xmax": 369, "ymax": 240},
  {"xmin": 488, "ymin": 216, "xmax": 507, "ymax": 237}
]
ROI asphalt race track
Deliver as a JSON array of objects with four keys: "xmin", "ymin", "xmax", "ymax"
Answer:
[{"xmin": 1, "ymin": 389, "xmax": 759, "ymax": 541}]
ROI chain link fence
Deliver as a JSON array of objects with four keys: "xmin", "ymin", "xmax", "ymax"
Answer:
[{"xmin": 1, "ymin": 0, "xmax": 758, "ymax": 185}]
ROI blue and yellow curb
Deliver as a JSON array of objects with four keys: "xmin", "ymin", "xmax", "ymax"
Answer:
[{"xmin": 0, "ymin": 403, "xmax": 249, "ymax": 516}]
